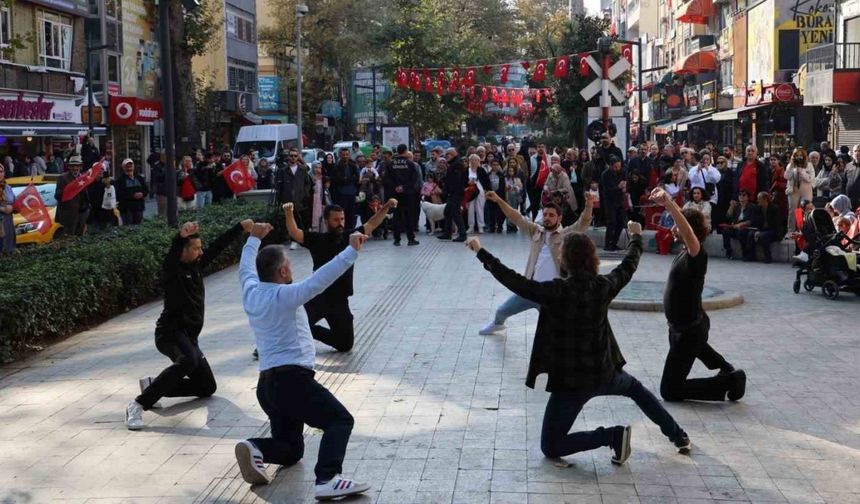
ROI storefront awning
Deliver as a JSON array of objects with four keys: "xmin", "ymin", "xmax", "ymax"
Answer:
[
  {"xmin": 710, "ymin": 103, "xmax": 770, "ymax": 121},
  {"xmin": 0, "ymin": 122, "xmax": 107, "ymax": 137},
  {"xmin": 654, "ymin": 118, "xmax": 681, "ymax": 135},
  {"xmin": 676, "ymin": 112, "xmax": 713, "ymax": 131},
  {"xmin": 673, "ymin": 50, "xmax": 717, "ymax": 75},
  {"xmin": 676, "ymin": 0, "xmax": 714, "ymax": 24}
]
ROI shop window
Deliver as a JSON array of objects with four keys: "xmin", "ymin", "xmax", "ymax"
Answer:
[
  {"xmin": 0, "ymin": 7, "xmax": 10, "ymax": 47},
  {"xmin": 226, "ymin": 8, "xmax": 255, "ymax": 44},
  {"xmin": 38, "ymin": 11, "xmax": 72, "ymax": 70},
  {"xmin": 107, "ymin": 53, "xmax": 120, "ymax": 84},
  {"xmin": 720, "ymin": 57, "xmax": 732, "ymax": 90}
]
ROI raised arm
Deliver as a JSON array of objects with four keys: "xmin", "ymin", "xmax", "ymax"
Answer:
[
  {"xmin": 485, "ymin": 191, "xmax": 534, "ymax": 234},
  {"xmin": 200, "ymin": 220, "xmax": 251, "ymax": 269},
  {"xmin": 467, "ymin": 237, "xmax": 564, "ymax": 305},
  {"xmin": 363, "ymin": 198, "xmax": 397, "ymax": 235},
  {"xmin": 650, "ymin": 187, "xmax": 700, "ymax": 257},
  {"xmin": 239, "ymin": 222, "xmax": 274, "ymax": 294},
  {"xmin": 606, "ymin": 224, "xmax": 643, "ymax": 297},
  {"xmin": 565, "ymin": 191, "xmax": 594, "ymax": 234},
  {"xmin": 283, "ymin": 203, "xmax": 304, "ymax": 244}
]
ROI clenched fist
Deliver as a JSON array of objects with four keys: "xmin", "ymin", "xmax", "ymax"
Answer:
[
  {"xmin": 349, "ymin": 232, "xmax": 369, "ymax": 251},
  {"xmin": 282, "ymin": 202, "xmax": 294, "ymax": 213},
  {"xmin": 465, "ymin": 237, "xmax": 482, "ymax": 253}
]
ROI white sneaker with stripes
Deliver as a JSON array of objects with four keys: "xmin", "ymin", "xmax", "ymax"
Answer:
[
  {"xmin": 314, "ymin": 474, "xmax": 370, "ymax": 500},
  {"xmin": 234, "ymin": 440, "xmax": 270, "ymax": 486}
]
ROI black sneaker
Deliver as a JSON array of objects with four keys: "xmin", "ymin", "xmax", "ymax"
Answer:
[
  {"xmin": 393, "ymin": 240, "xmax": 401, "ymax": 246},
  {"xmin": 727, "ymin": 369, "xmax": 746, "ymax": 401},
  {"xmin": 717, "ymin": 363, "xmax": 736, "ymax": 375},
  {"xmin": 407, "ymin": 239, "xmax": 419, "ymax": 246},
  {"xmin": 437, "ymin": 234, "xmax": 452, "ymax": 240},
  {"xmin": 674, "ymin": 435, "xmax": 692, "ymax": 455},
  {"xmin": 610, "ymin": 425, "xmax": 632, "ymax": 465}
]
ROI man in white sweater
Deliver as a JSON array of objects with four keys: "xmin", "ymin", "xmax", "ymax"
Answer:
[{"xmin": 233, "ymin": 221, "xmax": 371, "ymax": 500}]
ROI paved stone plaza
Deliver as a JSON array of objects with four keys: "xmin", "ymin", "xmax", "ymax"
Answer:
[{"xmin": 1, "ymin": 231, "xmax": 859, "ymax": 504}]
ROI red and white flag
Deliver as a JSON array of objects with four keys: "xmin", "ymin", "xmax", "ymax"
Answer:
[
  {"xmin": 222, "ymin": 160, "xmax": 255, "ymax": 194},
  {"xmin": 533, "ymin": 59, "xmax": 548, "ymax": 81},
  {"xmin": 578, "ymin": 52, "xmax": 591, "ymax": 77},
  {"xmin": 622, "ymin": 44, "xmax": 634, "ymax": 66},
  {"xmin": 499, "ymin": 64, "xmax": 510, "ymax": 84},
  {"xmin": 61, "ymin": 159, "xmax": 104, "ymax": 202},
  {"xmin": 553, "ymin": 56, "xmax": 570, "ymax": 78},
  {"xmin": 13, "ymin": 184, "xmax": 53, "ymax": 234},
  {"xmin": 464, "ymin": 67, "xmax": 477, "ymax": 87}
]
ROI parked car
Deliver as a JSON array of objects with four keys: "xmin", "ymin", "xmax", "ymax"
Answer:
[{"xmin": 7, "ymin": 177, "xmax": 62, "ymax": 245}]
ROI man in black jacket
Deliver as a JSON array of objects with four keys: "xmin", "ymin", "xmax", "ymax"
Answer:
[
  {"xmin": 276, "ymin": 148, "xmax": 313, "ymax": 249},
  {"xmin": 745, "ymin": 191, "xmax": 782, "ymax": 263},
  {"xmin": 438, "ymin": 147, "xmax": 468, "ymax": 242},
  {"xmin": 332, "ymin": 148, "xmax": 360, "ymax": 228},
  {"xmin": 594, "ymin": 132, "xmax": 624, "ymax": 174},
  {"xmin": 600, "ymin": 156, "xmax": 626, "ymax": 251},
  {"xmin": 383, "ymin": 144, "xmax": 419, "ymax": 246},
  {"xmin": 126, "ymin": 220, "xmax": 253, "ymax": 430},
  {"xmin": 115, "ymin": 159, "xmax": 148, "ymax": 225},
  {"xmin": 465, "ymin": 222, "xmax": 691, "ymax": 464}
]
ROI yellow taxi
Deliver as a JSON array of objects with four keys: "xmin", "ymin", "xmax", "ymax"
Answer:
[{"xmin": 7, "ymin": 175, "xmax": 63, "ymax": 245}]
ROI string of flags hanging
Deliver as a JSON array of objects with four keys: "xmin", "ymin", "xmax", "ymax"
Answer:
[{"xmin": 393, "ymin": 47, "xmax": 634, "ymax": 121}]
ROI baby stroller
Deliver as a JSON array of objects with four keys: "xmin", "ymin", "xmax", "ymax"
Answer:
[{"xmin": 793, "ymin": 208, "xmax": 860, "ymax": 299}]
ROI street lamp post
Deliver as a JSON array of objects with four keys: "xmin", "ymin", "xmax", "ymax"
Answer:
[
  {"xmin": 85, "ymin": 43, "xmax": 111, "ymax": 136},
  {"xmin": 296, "ymin": 4, "xmax": 307, "ymax": 151},
  {"xmin": 159, "ymin": 0, "xmax": 178, "ymax": 226}
]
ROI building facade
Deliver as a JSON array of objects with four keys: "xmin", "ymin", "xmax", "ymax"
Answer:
[
  {"xmin": 0, "ymin": 0, "xmax": 100, "ymax": 167},
  {"xmin": 193, "ymin": 0, "xmax": 260, "ymax": 149}
]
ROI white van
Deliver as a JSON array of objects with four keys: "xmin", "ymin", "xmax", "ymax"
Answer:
[{"xmin": 234, "ymin": 124, "xmax": 299, "ymax": 164}]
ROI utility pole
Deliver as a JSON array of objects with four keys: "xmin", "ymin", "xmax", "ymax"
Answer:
[
  {"xmin": 296, "ymin": 4, "xmax": 307, "ymax": 150},
  {"xmin": 371, "ymin": 66, "xmax": 378, "ymax": 145},
  {"xmin": 159, "ymin": 0, "xmax": 177, "ymax": 226},
  {"xmin": 85, "ymin": 43, "xmax": 110, "ymax": 136}
]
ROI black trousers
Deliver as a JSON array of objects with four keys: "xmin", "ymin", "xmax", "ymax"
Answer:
[
  {"xmin": 528, "ymin": 187, "xmax": 542, "ymax": 219},
  {"xmin": 484, "ymin": 200, "xmax": 503, "ymax": 231},
  {"xmin": 305, "ymin": 297, "xmax": 355, "ymax": 352},
  {"xmin": 121, "ymin": 209, "xmax": 144, "ymax": 226},
  {"xmin": 249, "ymin": 365, "xmax": 353, "ymax": 483},
  {"xmin": 604, "ymin": 205, "xmax": 625, "ymax": 248},
  {"xmin": 392, "ymin": 193, "xmax": 416, "ymax": 241},
  {"xmin": 660, "ymin": 314, "xmax": 732, "ymax": 402},
  {"xmin": 136, "ymin": 325, "xmax": 217, "ymax": 410},
  {"xmin": 336, "ymin": 194, "xmax": 357, "ymax": 229},
  {"xmin": 443, "ymin": 196, "xmax": 466, "ymax": 238}
]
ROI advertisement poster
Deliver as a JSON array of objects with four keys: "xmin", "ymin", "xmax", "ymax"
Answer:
[
  {"xmin": 258, "ymin": 76, "xmax": 280, "ymax": 111},
  {"xmin": 351, "ymin": 68, "xmax": 390, "ymax": 125},
  {"xmin": 747, "ymin": 0, "xmax": 775, "ymax": 86},
  {"xmin": 382, "ymin": 126, "xmax": 409, "ymax": 149},
  {"xmin": 121, "ymin": 0, "xmax": 160, "ymax": 98}
]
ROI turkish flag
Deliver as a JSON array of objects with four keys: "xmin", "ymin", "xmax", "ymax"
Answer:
[
  {"xmin": 491, "ymin": 87, "xmax": 500, "ymax": 104},
  {"xmin": 622, "ymin": 44, "xmax": 633, "ymax": 66},
  {"xmin": 534, "ymin": 89, "xmax": 542, "ymax": 104},
  {"xmin": 464, "ymin": 67, "xmax": 477, "ymax": 87},
  {"xmin": 222, "ymin": 160, "xmax": 255, "ymax": 194},
  {"xmin": 395, "ymin": 68, "xmax": 406, "ymax": 88},
  {"xmin": 544, "ymin": 89, "xmax": 553, "ymax": 103},
  {"xmin": 409, "ymin": 69, "xmax": 420, "ymax": 91},
  {"xmin": 449, "ymin": 68, "xmax": 461, "ymax": 92},
  {"xmin": 436, "ymin": 70, "xmax": 447, "ymax": 95},
  {"xmin": 423, "ymin": 70, "xmax": 433, "ymax": 92},
  {"xmin": 481, "ymin": 86, "xmax": 489, "ymax": 102},
  {"xmin": 499, "ymin": 64, "xmax": 510, "ymax": 84},
  {"xmin": 533, "ymin": 59, "xmax": 548, "ymax": 81},
  {"xmin": 61, "ymin": 159, "xmax": 104, "ymax": 202},
  {"xmin": 13, "ymin": 184, "xmax": 52, "ymax": 234},
  {"xmin": 500, "ymin": 89, "xmax": 509, "ymax": 105},
  {"xmin": 578, "ymin": 52, "xmax": 591, "ymax": 77},
  {"xmin": 521, "ymin": 61, "xmax": 530, "ymax": 70},
  {"xmin": 554, "ymin": 56, "xmax": 570, "ymax": 78}
]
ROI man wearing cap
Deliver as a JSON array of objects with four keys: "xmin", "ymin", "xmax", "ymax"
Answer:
[
  {"xmin": 54, "ymin": 154, "xmax": 90, "ymax": 236},
  {"xmin": 600, "ymin": 156, "xmax": 626, "ymax": 251},
  {"xmin": 116, "ymin": 159, "xmax": 149, "ymax": 225}
]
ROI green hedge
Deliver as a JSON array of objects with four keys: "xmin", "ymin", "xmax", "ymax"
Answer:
[{"xmin": 0, "ymin": 200, "xmax": 283, "ymax": 361}]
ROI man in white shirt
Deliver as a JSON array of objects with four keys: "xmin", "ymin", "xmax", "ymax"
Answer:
[
  {"xmin": 233, "ymin": 221, "xmax": 371, "ymax": 500},
  {"xmin": 478, "ymin": 192, "xmax": 593, "ymax": 335}
]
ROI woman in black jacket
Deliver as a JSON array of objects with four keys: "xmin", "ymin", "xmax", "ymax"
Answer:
[{"xmin": 464, "ymin": 225, "xmax": 691, "ymax": 464}]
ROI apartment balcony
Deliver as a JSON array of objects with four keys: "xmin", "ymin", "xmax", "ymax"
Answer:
[
  {"xmin": 627, "ymin": 0, "xmax": 641, "ymax": 31},
  {"xmin": 803, "ymin": 43, "xmax": 860, "ymax": 106},
  {"xmin": 0, "ymin": 63, "xmax": 83, "ymax": 97}
]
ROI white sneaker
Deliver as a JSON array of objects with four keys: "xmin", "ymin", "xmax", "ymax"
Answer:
[
  {"xmin": 138, "ymin": 377, "xmax": 162, "ymax": 409},
  {"xmin": 314, "ymin": 475, "xmax": 370, "ymax": 500},
  {"xmin": 235, "ymin": 440, "xmax": 270, "ymax": 485},
  {"xmin": 126, "ymin": 400, "xmax": 144, "ymax": 431},
  {"xmin": 289, "ymin": 242, "xmax": 299, "ymax": 250},
  {"xmin": 479, "ymin": 322, "xmax": 506, "ymax": 335},
  {"xmin": 793, "ymin": 251, "xmax": 809, "ymax": 263}
]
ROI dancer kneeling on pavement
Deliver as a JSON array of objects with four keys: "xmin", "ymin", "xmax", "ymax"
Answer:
[
  {"xmin": 478, "ymin": 190, "xmax": 593, "ymax": 336},
  {"xmin": 127, "ymin": 219, "xmax": 254, "ymax": 430},
  {"xmin": 464, "ymin": 223, "xmax": 692, "ymax": 464},
  {"xmin": 233, "ymin": 221, "xmax": 371, "ymax": 499},
  {"xmin": 649, "ymin": 187, "xmax": 746, "ymax": 402},
  {"xmin": 284, "ymin": 199, "xmax": 396, "ymax": 352}
]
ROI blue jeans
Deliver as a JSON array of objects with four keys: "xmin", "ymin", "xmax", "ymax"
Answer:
[
  {"xmin": 493, "ymin": 294, "xmax": 540, "ymax": 325},
  {"xmin": 540, "ymin": 370, "xmax": 686, "ymax": 458},
  {"xmin": 196, "ymin": 190, "xmax": 213, "ymax": 208}
]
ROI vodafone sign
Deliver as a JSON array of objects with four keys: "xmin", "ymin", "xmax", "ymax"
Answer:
[{"xmin": 109, "ymin": 96, "xmax": 163, "ymax": 126}]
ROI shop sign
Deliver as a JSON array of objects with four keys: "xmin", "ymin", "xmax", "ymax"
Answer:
[
  {"xmin": 666, "ymin": 86, "xmax": 684, "ymax": 116},
  {"xmin": 109, "ymin": 96, "xmax": 163, "ymax": 126},
  {"xmin": 81, "ymin": 105, "xmax": 104, "ymax": 124},
  {"xmin": 0, "ymin": 92, "xmax": 79, "ymax": 122},
  {"xmin": 772, "ymin": 83, "xmax": 797, "ymax": 102},
  {"xmin": 701, "ymin": 81, "xmax": 717, "ymax": 111},
  {"xmin": 684, "ymin": 85, "xmax": 700, "ymax": 112},
  {"xmin": 258, "ymin": 76, "xmax": 280, "ymax": 111}
]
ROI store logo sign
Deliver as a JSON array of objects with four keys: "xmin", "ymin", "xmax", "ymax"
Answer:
[{"xmin": 0, "ymin": 93, "xmax": 56, "ymax": 121}]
